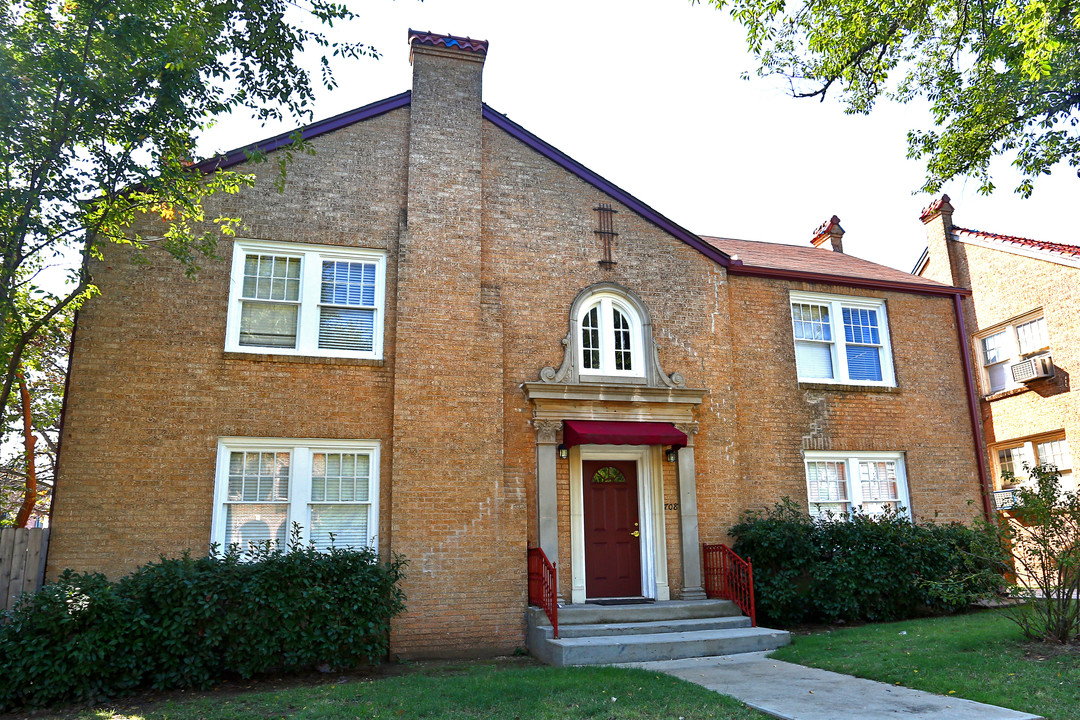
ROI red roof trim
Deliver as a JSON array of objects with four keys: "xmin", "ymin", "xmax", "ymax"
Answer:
[
  {"xmin": 727, "ymin": 262, "xmax": 970, "ymax": 296},
  {"xmin": 953, "ymin": 227, "xmax": 1080, "ymax": 259}
]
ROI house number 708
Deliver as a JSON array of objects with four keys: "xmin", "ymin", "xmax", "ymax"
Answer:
[{"xmin": 664, "ymin": 503, "xmax": 679, "ymax": 511}]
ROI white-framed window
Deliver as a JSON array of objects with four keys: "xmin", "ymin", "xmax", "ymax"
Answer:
[
  {"xmin": 211, "ymin": 438, "xmax": 380, "ymax": 552},
  {"xmin": 803, "ymin": 451, "xmax": 910, "ymax": 517},
  {"xmin": 975, "ymin": 311, "xmax": 1049, "ymax": 395},
  {"xmin": 993, "ymin": 434, "xmax": 1074, "ymax": 494},
  {"xmin": 577, "ymin": 293, "xmax": 644, "ymax": 378},
  {"xmin": 225, "ymin": 239, "xmax": 386, "ymax": 359},
  {"xmin": 789, "ymin": 291, "xmax": 895, "ymax": 386}
]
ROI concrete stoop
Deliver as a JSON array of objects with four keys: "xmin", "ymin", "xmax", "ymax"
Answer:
[{"xmin": 527, "ymin": 599, "xmax": 790, "ymax": 666}]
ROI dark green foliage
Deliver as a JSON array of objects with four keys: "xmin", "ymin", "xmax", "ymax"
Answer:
[
  {"xmin": 0, "ymin": 532, "xmax": 406, "ymax": 711},
  {"xmin": 730, "ymin": 499, "xmax": 1005, "ymax": 626}
]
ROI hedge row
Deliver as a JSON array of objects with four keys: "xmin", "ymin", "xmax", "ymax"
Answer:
[
  {"xmin": 0, "ymin": 535, "xmax": 406, "ymax": 711},
  {"xmin": 730, "ymin": 500, "xmax": 1005, "ymax": 626}
]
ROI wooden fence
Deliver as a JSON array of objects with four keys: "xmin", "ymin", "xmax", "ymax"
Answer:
[{"xmin": 0, "ymin": 527, "xmax": 50, "ymax": 614}]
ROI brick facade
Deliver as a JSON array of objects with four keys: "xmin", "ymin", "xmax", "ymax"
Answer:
[
  {"xmin": 50, "ymin": 33, "xmax": 985, "ymax": 658},
  {"xmin": 919, "ymin": 199, "xmax": 1079, "ymax": 498}
]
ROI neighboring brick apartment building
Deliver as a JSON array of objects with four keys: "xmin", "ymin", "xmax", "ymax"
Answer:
[
  {"xmin": 49, "ymin": 32, "xmax": 989, "ymax": 656},
  {"xmin": 917, "ymin": 196, "xmax": 1078, "ymax": 506}
]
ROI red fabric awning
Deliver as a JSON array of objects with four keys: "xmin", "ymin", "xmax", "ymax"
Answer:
[{"xmin": 562, "ymin": 420, "xmax": 687, "ymax": 449}]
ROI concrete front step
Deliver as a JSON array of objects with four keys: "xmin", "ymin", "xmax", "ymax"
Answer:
[
  {"xmin": 527, "ymin": 599, "xmax": 789, "ymax": 667},
  {"xmin": 553, "ymin": 615, "xmax": 751, "ymax": 639},
  {"xmin": 539, "ymin": 627, "xmax": 790, "ymax": 666},
  {"xmin": 555, "ymin": 598, "xmax": 743, "ymax": 625}
]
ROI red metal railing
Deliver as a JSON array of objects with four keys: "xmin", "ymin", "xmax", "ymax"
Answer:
[
  {"xmin": 527, "ymin": 547, "xmax": 558, "ymax": 638},
  {"xmin": 703, "ymin": 543, "xmax": 756, "ymax": 626}
]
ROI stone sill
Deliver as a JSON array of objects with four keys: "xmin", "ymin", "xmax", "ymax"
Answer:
[
  {"xmin": 223, "ymin": 352, "xmax": 385, "ymax": 368},
  {"xmin": 983, "ymin": 386, "xmax": 1032, "ymax": 402},
  {"xmin": 798, "ymin": 382, "xmax": 900, "ymax": 394}
]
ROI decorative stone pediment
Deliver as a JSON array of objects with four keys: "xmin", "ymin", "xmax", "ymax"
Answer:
[
  {"xmin": 537, "ymin": 282, "xmax": 687, "ymax": 389},
  {"xmin": 525, "ymin": 282, "xmax": 706, "ymax": 421}
]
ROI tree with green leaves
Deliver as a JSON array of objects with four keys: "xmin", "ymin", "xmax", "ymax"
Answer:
[
  {"xmin": 0, "ymin": 0, "xmax": 378, "ymax": 453},
  {"xmin": 698, "ymin": 0, "xmax": 1080, "ymax": 196},
  {"xmin": 0, "ymin": 304, "xmax": 69, "ymax": 526}
]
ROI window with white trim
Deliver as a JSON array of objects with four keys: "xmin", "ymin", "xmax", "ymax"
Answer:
[
  {"xmin": 975, "ymin": 311, "xmax": 1049, "ymax": 395},
  {"xmin": 212, "ymin": 438, "xmax": 380, "ymax": 551},
  {"xmin": 225, "ymin": 240, "xmax": 386, "ymax": 359},
  {"xmin": 804, "ymin": 451, "xmax": 910, "ymax": 517},
  {"xmin": 993, "ymin": 434, "xmax": 1074, "ymax": 494},
  {"xmin": 577, "ymin": 293, "xmax": 644, "ymax": 378},
  {"xmin": 789, "ymin": 292, "xmax": 895, "ymax": 386}
]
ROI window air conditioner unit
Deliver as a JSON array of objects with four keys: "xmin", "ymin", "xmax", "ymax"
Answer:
[
  {"xmin": 992, "ymin": 489, "xmax": 1018, "ymax": 511},
  {"xmin": 1010, "ymin": 355, "xmax": 1054, "ymax": 383}
]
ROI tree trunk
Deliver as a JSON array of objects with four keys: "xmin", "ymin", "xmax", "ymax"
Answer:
[{"xmin": 14, "ymin": 366, "xmax": 37, "ymax": 528}]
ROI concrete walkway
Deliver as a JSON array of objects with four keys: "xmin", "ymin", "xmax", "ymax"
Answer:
[{"xmin": 619, "ymin": 652, "xmax": 1042, "ymax": 720}]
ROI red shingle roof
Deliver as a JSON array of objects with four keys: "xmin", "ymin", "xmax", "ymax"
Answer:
[
  {"xmin": 702, "ymin": 236, "xmax": 951, "ymax": 289},
  {"xmin": 953, "ymin": 227, "xmax": 1080, "ymax": 260}
]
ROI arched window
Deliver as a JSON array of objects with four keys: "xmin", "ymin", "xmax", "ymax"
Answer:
[{"xmin": 578, "ymin": 294, "xmax": 644, "ymax": 378}]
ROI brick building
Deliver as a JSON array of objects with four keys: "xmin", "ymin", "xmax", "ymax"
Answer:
[
  {"xmin": 917, "ymin": 196, "xmax": 1078, "ymax": 507},
  {"xmin": 50, "ymin": 32, "xmax": 988, "ymax": 657}
]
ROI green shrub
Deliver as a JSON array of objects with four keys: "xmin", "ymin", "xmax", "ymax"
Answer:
[
  {"xmin": 0, "ymin": 571, "xmax": 145, "ymax": 708},
  {"xmin": 999, "ymin": 463, "xmax": 1080, "ymax": 643},
  {"xmin": 0, "ymin": 529, "xmax": 406, "ymax": 711},
  {"xmin": 730, "ymin": 499, "xmax": 1004, "ymax": 626}
]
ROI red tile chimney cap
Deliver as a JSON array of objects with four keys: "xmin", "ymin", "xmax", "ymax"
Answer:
[
  {"xmin": 919, "ymin": 194, "xmax": 953, "ymax": 223},
  {"xmin": 811, "ymin": 215, "xmax": 843, "ymax": 248},
  {"xmin": 408, "ymin": 29, "xmax": 489, "ymax": 55}
]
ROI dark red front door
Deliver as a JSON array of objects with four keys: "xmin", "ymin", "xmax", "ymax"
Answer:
[{"xmin": 583, "ymin": 459, "xmax": 642, "ymax": 598}]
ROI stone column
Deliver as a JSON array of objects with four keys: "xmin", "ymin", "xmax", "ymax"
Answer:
[
  {"xmin": 534, "ymin": 420, "xmax": 562, "ymax": 570},
  {"xmin": 675, "ymin": 423, "xmax": 706, "ymax": 600}
]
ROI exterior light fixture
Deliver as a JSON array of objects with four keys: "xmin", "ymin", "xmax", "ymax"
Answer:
[
  {"xmin": 557, "ymin": 444, "xmax": 569, "ymax": 460},
  {"xmin": 665, "ymin": 447, "xmax": 679, "ymax": 463}
]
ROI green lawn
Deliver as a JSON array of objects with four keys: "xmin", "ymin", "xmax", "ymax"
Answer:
[
  {"xmin": 771, "ymin": 608, "xmax": 1080, "ymax": 720},
  {"xmin": 56, "ymin": 662, "xmax": 768, "ymax": 720}
]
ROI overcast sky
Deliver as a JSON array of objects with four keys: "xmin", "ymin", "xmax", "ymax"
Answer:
[{"xmin": 197, "ymin": 0, "xmax": 1078, "ymax": 274}]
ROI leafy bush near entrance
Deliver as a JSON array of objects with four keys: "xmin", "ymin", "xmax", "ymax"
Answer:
[
  {"xmin": 0, "ymin": 528, "xmax": 406, "ymax": 711},
  {"xmin": 729, "ymin": 499, "xmax": 1005, "ymax": 626}
]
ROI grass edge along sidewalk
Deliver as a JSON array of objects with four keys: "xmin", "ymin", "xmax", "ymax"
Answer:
[
  {"xmin": 33, "ymin": 662, "xmax": 772, "ymax": 720},
  {"xmin": 770, "ymin": 608, "xmax": 1079, "ymax": 720}
]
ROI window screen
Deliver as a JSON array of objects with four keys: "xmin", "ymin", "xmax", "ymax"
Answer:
[
  {"xmin": 807, "ymin": 460, "xmax": 848, "ymax": 515},
  {"xmin": 792, "ymin": 303, "xmax": 834, "ymax": 379},
  {"xmin": 239, "ymin": 254, "xmax": 301, "ymax": 348},
  {"xmin": 224, "ymin": 450, "xmax": 290, "ymax": 549}
]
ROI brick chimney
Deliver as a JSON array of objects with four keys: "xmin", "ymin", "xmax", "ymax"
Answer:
[
  {"xmin": 811, "ymin": 215, "xmax": 844, "ymax": 253},
  {"xmin": 393, "ymin": 32, "xmax": 512, "ymax": 655},
  {"xmin": 918, "ymin": 194, "xmax": 961, "ymax": 286}
]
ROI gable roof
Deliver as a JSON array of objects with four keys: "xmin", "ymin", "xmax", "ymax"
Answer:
[
  {"xmin": 705, "ymin": 236, "xmax": 963, "ymax": 296},
  {"xmin": 192, "ymin": 91, "xmax": 413, "ymax": 174},
  {"xmin": 480, "ymin": 106, "xmax": 732, "ymax": 268},
  {"xmin": 951, "ymin": 227, "xmax": 1080, "ymax": 268},
  {"xmin": 192, "ymin": 92, "xmax": 731, "ymax": 268},
  {"xmin": 191, "ymin": 93, "xmax": 966, "ymax": 296}
]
